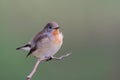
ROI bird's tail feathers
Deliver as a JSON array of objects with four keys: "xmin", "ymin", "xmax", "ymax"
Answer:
[{"xmin": 16, "ymin": 44, "xmax": 31, "ymax": 51}]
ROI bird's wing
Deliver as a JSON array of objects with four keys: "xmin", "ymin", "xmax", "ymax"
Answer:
[{"xmin": 26, "ymin": 32, "xmax": 48, "ymax": 57}]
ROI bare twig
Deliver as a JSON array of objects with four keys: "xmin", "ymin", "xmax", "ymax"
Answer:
[
  {"xmin": 52, "ymin": 52, "xmax": 72, "ymax": 60},
  {"xmin": 26, "ymin": 52, "xmax": 71, "ymax": 80},
  {"xmin": 26, "ymin": 58, "xmax": 44, "ymax": 80}
]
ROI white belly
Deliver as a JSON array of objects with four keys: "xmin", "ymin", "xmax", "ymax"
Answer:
[{"xmin": 32, "ymin": 33, "xmax": 63, "ymax": 59}]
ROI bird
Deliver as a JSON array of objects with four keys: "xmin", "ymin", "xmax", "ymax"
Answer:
[{"xmin": 16, "ymin": 22, "xmax": 63, "ymax": 61}]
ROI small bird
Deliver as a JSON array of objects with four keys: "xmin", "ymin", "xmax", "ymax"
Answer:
[{"xmin": 16, "ymin": 22, "xmax": 63, "ymax": 60}]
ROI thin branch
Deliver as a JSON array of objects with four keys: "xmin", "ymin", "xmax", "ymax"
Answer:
[
  {"xmin": 26, "ymin": 58, "xmax": 44, "ymax": 80},
  {"xmin": 52, "ymin": 52, "xmax": 72, "ymax": 60},
  {"xmin": 26, "ymin": 52, "xmax": 71, "ymax": 80}
]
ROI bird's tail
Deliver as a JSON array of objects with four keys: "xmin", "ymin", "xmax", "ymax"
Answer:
[
  {"xmin": 16, "ymin": 44, "xmax": 31, "ymax": 51},
  {"xmin": 16, "ymin": 47, "xmax": 22, "ymax": 50}
]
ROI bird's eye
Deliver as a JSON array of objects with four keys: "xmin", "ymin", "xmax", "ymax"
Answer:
[{"xmin": 49, "ymin": 26, "xmax": 52, "ymax": 29}]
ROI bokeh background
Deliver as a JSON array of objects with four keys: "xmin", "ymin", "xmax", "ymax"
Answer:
[{"xmin": 0, "ymin": 0, "xmax": 120, "ymax": 80}]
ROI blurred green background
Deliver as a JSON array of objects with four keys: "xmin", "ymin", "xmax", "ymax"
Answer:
[{"xmin": 0, "ymin": 0, "xmax": 120, "ymax": 80}]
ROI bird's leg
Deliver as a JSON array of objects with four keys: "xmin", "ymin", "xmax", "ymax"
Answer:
[{"xmin": 46, "ymin": 56, "xmax": 53, "ymax": 61}]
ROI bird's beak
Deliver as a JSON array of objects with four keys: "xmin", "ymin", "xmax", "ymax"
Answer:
[{"xmin": 54, "ymin": 27, "xmax": 60, "ymax": 29}]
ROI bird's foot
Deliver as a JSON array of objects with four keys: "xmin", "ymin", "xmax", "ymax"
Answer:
[{"xmin": 45, "ymin": 56, "xmax": 53, "ymax": 61}]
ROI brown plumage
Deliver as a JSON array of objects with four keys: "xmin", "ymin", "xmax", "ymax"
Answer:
[{"xmin": 17, "ymin": 22, "xmax": 63, "ymax": 59}]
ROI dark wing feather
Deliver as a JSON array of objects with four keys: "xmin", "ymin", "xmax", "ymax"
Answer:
[
  {"xmin": 26, "ymin": 32, "xmax": 48, "ymax": 57},
  {"xmin": 26, "ymin": 46, "xmax": 36, "ymax": 57}
]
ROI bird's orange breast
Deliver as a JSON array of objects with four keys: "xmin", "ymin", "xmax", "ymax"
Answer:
[{"xmin": 52, "ymin": 29, "xmax": 62, "ymax": 44}]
